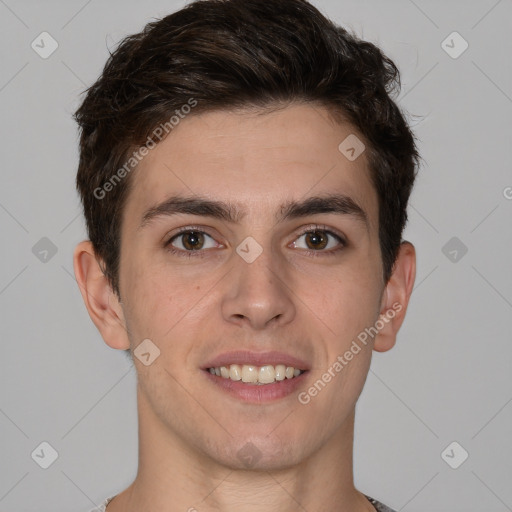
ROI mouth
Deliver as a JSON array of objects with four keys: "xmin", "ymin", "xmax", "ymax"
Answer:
[
  {"xmin": 201, "ymin": 350, "xmax": 310, "ymax": 402},
  {"xmin": 205, "ymin": 364, "xmax": 306, "ymax": 385}
]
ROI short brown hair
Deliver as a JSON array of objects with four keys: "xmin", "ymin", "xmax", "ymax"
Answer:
[{"xmin": 74, "ymin": 0, "xmax": 420, "ymax": 298}]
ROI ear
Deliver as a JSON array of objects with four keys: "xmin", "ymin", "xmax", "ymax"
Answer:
[
  {"xmin": 373, "ymin": 241, "xmax": 416, "ymax": 353},
  {"xmin": 73, "ymin": 240, "xmax": 130, "ymax": 350}
]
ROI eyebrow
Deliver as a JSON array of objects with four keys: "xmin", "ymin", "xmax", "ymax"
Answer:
[{"xmin": 138, "ymin": 193, "xmax": 369, "ymax": 230}]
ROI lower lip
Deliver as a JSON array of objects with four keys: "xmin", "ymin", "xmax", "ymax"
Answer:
[{"xmin": 202, "ymin": 370, "xmax": 309, "ymax": 403}]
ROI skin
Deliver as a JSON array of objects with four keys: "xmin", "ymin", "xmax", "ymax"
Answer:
[{"xmin": 74, "ymin": 103, "xmax": 415, "ymax": 512}]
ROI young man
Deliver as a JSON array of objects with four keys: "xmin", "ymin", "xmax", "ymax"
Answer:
[{"xmin": 73, "ymin": 0, "xmax": 418, "ymax": 510}]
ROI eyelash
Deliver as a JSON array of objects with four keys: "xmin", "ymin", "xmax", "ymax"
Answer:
[
  {"xmin": 163, "ymin": 224, "xmax": 347, "ymax": 258},
  {"xmin": 164, "ymin": 226, "xmax": 215, "ymax": 259}
]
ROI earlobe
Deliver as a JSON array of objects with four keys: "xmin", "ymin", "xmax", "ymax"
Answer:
[
  {"xmin": 373, "ymin": 241, "xmax": 416, "ymax": 353},
  {"xmin": 73, "ymin": 240, "xmax": 130, "ymax": 350}
]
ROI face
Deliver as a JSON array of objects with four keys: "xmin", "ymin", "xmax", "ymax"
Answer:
[{"xmin": 116, "ymin": 103, "xmax": 388, "ymax": 470}]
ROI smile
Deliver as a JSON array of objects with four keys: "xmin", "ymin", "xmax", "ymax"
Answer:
[{"xmin": 207, "ymin": 364, "xmax": 305, "ymax": 385}]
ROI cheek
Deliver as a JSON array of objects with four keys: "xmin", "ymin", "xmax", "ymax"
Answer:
[
  {"xmin": 120, "ymin": 257, "xmax": 216, "ymax": 354},
  {"xmin": 313, "ymin": 264, "xmax": 381, "ymax": 333},
  {"xmin": 119, "ymin": 258, "xmax": 174, "ymax": 341}
]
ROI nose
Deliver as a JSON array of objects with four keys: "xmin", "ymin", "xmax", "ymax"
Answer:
[{"xmin": 221, "ymin": 245, "xmax": 296, "ymax": 330}]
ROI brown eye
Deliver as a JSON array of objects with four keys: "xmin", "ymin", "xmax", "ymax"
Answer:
[
  {"xmin": 167, "ymin": 230, "xmax": 218, "ymax": 252},
  {"xmin": 292, "ymin": 228, "xmax": 345, "ymax": 253},
  {"xmin": 181, "ymin": 231, "xmax": 204, "ymax": 250},
  {"xmin": 304, "ymin": 231, "xmax": 328, "ymax": 250}
]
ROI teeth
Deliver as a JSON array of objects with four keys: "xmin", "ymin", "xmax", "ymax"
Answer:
[
  {"xmin": 207, "ymin": 364, "xmax": 304, "ymax": 384},
  {"xmin": 241, "ymin": 365, "xmax": 258, "ymax": 383},
  {"xmin": 275, "ymin": 364, "xmax": 286, "ymax": 381},
  {"xmin": 229, "ymin": 364, "xmax": 242, "ymax": 381},
  {"xmin": 258, "ymin": 365, "xmax": 275, "ymax": 384}
]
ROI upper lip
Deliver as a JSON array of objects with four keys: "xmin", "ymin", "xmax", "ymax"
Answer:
[{"xmin": 202, "ymin": 350, "xmax": 310, "ymax": 371}]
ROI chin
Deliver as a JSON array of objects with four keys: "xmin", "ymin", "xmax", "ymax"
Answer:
[{"xmin": 205, "ymin": 430, "xmax": 312, "ymax": 472}]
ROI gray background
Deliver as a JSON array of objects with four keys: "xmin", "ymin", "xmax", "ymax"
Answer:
[{"xmin": 0, "ymin": 0, "xmax": 511, "ymax": 510}]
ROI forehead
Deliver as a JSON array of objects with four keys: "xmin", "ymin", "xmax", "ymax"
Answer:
[{"xmin": 125, "ymin": 103, "xmax": 378, "ymax": 229}]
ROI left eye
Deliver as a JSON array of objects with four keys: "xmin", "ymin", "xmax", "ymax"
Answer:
[
  {"xmin": 292, "ymin": 230, "xmax": 343, "ymax": 251},
  {"xmin": 168, "ymin": 231, "xmax": 219, "ymax": 251}
]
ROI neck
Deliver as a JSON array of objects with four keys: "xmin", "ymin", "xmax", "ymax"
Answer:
[{"xmin": 108, "ymin": 386, "xmax": 375, "ymax": 512}]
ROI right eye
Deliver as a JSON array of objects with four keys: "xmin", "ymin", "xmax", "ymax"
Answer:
[{"xmin": 165, "ymin": 229, "xmax": 222, "ymax": 254}]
